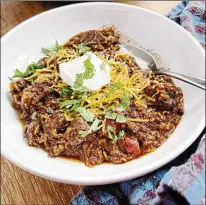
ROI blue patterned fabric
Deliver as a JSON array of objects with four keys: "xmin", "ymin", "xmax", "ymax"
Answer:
[
  {"xmin": 166, "ymin": 1, "xmax": 205, "ymax": 48},
  {"xmin": 70, "ymin": 2, "xmax": 205, "ymax": 204}
]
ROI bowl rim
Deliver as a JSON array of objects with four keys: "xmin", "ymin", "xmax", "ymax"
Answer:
[{"xmin": 1, "ymin": 2, "xmax": 205, "ymax": 185}]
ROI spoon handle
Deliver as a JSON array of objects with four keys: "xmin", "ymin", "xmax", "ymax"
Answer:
[{"xmin": 157, "ymin": 70, "xmax": 206, "ymax": 90}]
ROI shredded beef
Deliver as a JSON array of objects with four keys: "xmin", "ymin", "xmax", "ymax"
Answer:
[
  {"xmin": 144, "ymin": 79, "xmax": 184, "ymax": 115},
  {"xmin": 103, "ymin": 140, "xmax": 135, "ymax": 164},
  {"xmin": 24, "ymin": 120, "xmax": 41, "ymax": 146},
  {"xmin": 10, "ymin": 79, "xmax": 31, "ymax": 120},
  {"xmin": 64, "ymin": 27, "xmax": 120, "ymax": 57},
  {"xmin": 10, "ymin": 79, "xmax": 29, "ymax": 94},
  {"xmin": 43, "ymin": 111, "xmax": 69, "ymax": 134},
  {"xmin": 21, "ymin": 82, "xmax": 53, "ymax": 110},
  {"xmin": 79, "ymin": 135, "xmax": 104, "ymax": 167}
]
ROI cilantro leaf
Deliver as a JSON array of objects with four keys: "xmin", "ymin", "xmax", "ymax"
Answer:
[
  {"xmin": 61, "ymin": 86, "xmax": 73, "ymax": 96},
  {"xmin": 107, "ymin": 125, "xmax": 115, "ymax": 138},
  {"xmin": 70, "ymin": 103, "xmax": 81, "ymax": 110},
  {"xmin": 72, "ymin": 73, "xmax": 87, "ymax": 92},
  {"xmin": 12, "ymin": 69, "xmax": 26, "ymax": 78},
  {"xmin": 107, "ymin": 82, "xmax": 123, "ymax": 96},
  {"xmin": 120, "ymin": 91, "xmax": 130, "ymax": 109},
  {"xmin": 60, "ymin": 99, "xmax": 81, "ymax": 109},
  {"xmin": 72, "ymin": 55, "xmax": 95, "ymax": 92},
  {"xmin": 42, "ymin": 41, "xmax": 62, "ymax": 57},
  {"xmin": 105, "ymin": 110, "xmax": 118, "ymax": 120},
  {"xmin": 76, "ymin": 42, "xmax": 96, "ymax": 56},
  {"xmin": 105, "ymin": 110, "xmax": 127, "ymax": 123},
  {"xmin": 79, "ymin": 118, "xmax": 100, "ymax": 137},
  {"xmin": 83, "ymin": 55, "xmax": 95, "ymax": 79},
  {"xmin": 100, "ymin": 59, "xmax": 118, "ymax": 71},
  {"xmin": 76, "ymin": 43, "xmax": 91, "ymax": 56},
  {"xmin": 116, "ymin": 106, "xmax": 125, "ymax": 112},
  {"xmin": 116, "ymin": 115, "xmax": 127, "ymax": 123},
  {"xmin": 107, "ymin": 126, "xmax": 118, "ymax": 144},
  {"xmin": 118, "ymin": 130, "xmax": 125, "ymax": 138},
  {"xmin": 90, "ymin": 118, "xmax": 100, "ymax": 131},
  {"xmin": 12, "ymin": 63, "xmax": 43, "ymax": 78},
  {"xmin": 107, "ymin": 126, "xmax": 125, "ymax": 144},
  {"xmin": 75, "ymin": 107, "xmax": 94, "ymax": 122}
]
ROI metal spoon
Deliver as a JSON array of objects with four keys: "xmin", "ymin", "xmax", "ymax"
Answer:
[{"xmin": 122, "ymin": 44, "xmax": 206, "ymax": 90}]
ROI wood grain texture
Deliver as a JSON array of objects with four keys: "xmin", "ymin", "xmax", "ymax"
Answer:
[
  {"xmin": 1, "ymin": 1, "xmax": 179, "ymax": 205},
  {"xmin": 1, "ymin": 156, "xmax": 82, "ymax": 205}
]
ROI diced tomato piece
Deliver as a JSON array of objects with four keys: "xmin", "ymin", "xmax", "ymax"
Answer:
[{"xmin": 118, "ymin": 135, "xmax": 140, "ymax": 155}]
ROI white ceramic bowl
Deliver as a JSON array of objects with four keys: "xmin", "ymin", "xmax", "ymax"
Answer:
[{"xmin": 1, "ymin": 2, "xmax": 205, "ymax": 185}]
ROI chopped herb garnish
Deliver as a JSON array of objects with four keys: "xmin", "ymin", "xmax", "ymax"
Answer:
[
  {"xmin": 90, "ymin": 118, "xmax": 100, "ymax": 132},
  {"xmin": 61, "ymin": 86, "xmax": 73, "ymax": 96},
  {"xmin": 76, "ymin": 42, "xmax": 96, "ymax": 56},
  {"xmin": 120, "ymin": 91, "xmax": 130, "ymax": 110},
  {"xmin": 79, "ymin": 118, "xmax": 100, "ymax": 137},
  {"xmin": 116, "ymin": 115, "xmax": 127, "ymax": 123},
  {"xmin": 12, "ymin": 63, "xmax": 43, "ymax": 78},
  {"xmin": 116, "ymin": 106, "xmax": 125, "ymax": 112},
  {"xmin": 107, "ymin": 126, "xmax": 125, "ymax": 144},
  {"xmin": 42, "ymin": 41, "xmax": 62, "ymax": 57},
  {"xmin": 107, "ymin": 82, "xmax": 123, "ymax": 96},
  {"xmin": 72, "ymin": 73, "xmax": 87, "ymax": 92},
  {"xmin": 60, "ymin": 100, "xmax": 81, "ymax": 109},
  {"xmin": 75, "ymin": 107, "xmax": 94, "ymax": 122},
  {"xmin": 72, "ymin": 55, "xmax": 95, "ymax": 92},
  {"xmin": 76, "ymin": 43, "xmax": 91, "ymax": 56},
  {"xmin": 107, "ymin": 125, "xmax": 115, "ymax": 142},
  {"xmin": 105, "ymin": 110, "xmax": 118, "ymax": 120},
  {"xmin": 70, "ymin": 103, "xmax": 81, "ymax": 110},
  {"xmin": 105, "ymin": 110, "xmax": 127, "ymax": 122},
  {"xmin": 100, "ymin": 59, "xmax": 118, "ymax": 71},
  {"xmin": 83, "ymin": 55, "xmax": 95, "ymax": 79},
  {"xmin": 118, "ymin": 130, "xmax": 125, "ymax": 138}
]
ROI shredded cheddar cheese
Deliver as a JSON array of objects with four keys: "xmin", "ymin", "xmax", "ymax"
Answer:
[{"xmin": 62, "ymin": 53, "xmax": 153, "ymax": 118}]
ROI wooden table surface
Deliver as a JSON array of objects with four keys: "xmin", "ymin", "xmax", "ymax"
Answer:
[{"xmin": 1, "ymin": 1, "xmax": 179, "ymax": 205}]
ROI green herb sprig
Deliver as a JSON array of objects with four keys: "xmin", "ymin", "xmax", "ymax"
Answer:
[
  {"xmin": 61, "ymin": 86, "xmax": 73, "ymax": 97},
  {"xmin": 100, "ymin": 59, "xmax": 119, "ymax": 71},
  {"xmin": 105, "ymin": 110, "xmax": 127, "ymax": 123},
  {"xmin": 79, "ymin": 118, "xmax": 101, "ymax": 137},
  {"xmin": 11, "ymin": 63, "xmax": 43, "ymax": 78},
  {"xmin": 42, "ymin": 41, "xmax": 62, "ymax": 57},
  {"xmin": 60, "ymin": 99, "xmax": 81, "ymax": 109},
  {"xmin": 75, "ymin": 42, "xmax": 96, "ymax": 56},
  {"xmin": 75, "ymin": 107, "xmax": 94, "ymax": 122},
  {"xmin": 72, "ymin": 55, "xmax": 95, "ymax": 92},
  {"xmin": 120, "ymin": 91, "xmax": 130, "ymax": 110},
  {"xmin": 107, "ymin": 126, "xmax": 125, "ymax": 144},
  {"xmin": 107, "ymin": 82, "xmax": 123, "ymax": 96}
]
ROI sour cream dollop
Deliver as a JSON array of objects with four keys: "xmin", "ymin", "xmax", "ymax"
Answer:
[{"xmin": 59, "ymin": 52, "xmax": 111, "ymax": 91}]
